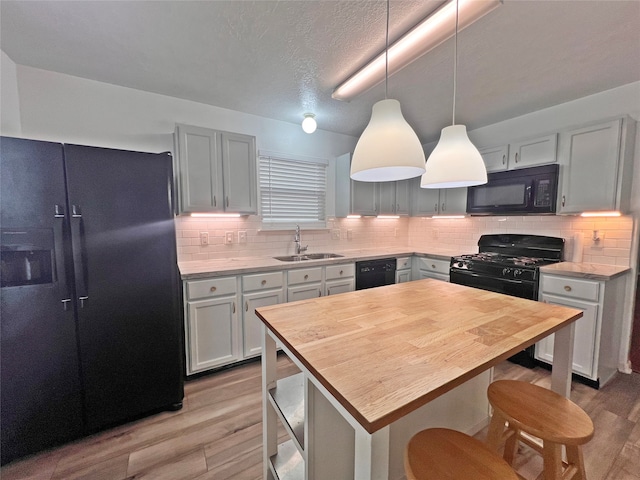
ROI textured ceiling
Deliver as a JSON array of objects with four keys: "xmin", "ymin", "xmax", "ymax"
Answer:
[{"xmin": 1, "ymin": 0, "xmax": 639, "ymax": 143}]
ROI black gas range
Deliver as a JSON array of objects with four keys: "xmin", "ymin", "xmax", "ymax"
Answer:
[{"xmin": 450, "ymin": 234, "xmax": 565, "ymax": 366}]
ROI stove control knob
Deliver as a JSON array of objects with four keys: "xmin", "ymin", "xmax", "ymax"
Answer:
[
  {"xmin": 502, "ymin": 268, "xmax": 511, "ymax": 275},
  {"xmin": 514, "ymin": 269, "xmax": 522, "ymax": 277}
]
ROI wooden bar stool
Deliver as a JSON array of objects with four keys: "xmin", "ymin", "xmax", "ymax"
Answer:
[
  {"xmin": 404, "ymin": 428, "xmax": 522, "ymax": 480},
  {"xmin": 486, "ymin": 380, "xmax": 594, "ymax": 480}
]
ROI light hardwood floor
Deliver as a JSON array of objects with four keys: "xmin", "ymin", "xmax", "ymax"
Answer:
[{"xmin": 2, "ymin": 356, "xmax": 639, "ymax": 480}]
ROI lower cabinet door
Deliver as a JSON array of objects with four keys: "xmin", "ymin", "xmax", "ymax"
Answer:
[
  {"xmin": 535, "ymin": 294, "xmax": 599, "ymax": 379},
  {"xmin": 288, "ymin": 283, "xmax": 323, "ymax": 302},
  {"xmin": 396, "ymin": 270, "xmax": 411, "ymax": 283},
  {"xmin": 242, "ymin": 289, "xmax": 284, "ymax": 358},
  {"xmin": 187, "ymin": 295, "xmax": 239, "ymax": 373},
  {"xmin": 325, "ymin": 278, "xmax": 355, "ymax": 296}
]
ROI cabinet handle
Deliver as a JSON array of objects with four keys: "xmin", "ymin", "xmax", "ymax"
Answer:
[
  {"xmin": 564, "ymin": 285, "xmax": 572, "ymax": 292},
  {"xmin": 318, "ymin": 289, "xmax": 322, "ymax": 297},
  {"xmin": 434, "ymin": 203, "xmax": 438, "ymax": 212},
  {"xmin": 261, "ymin": 280, "xmax": 267, "ymax": 286},
  {"xmin": 431, "ymin": 264, "xmax": 436, "ymax": 269},
  {"xmin": 441, "ymin": 203, "xmax": 445, "ymax": 212},
  {"xmin": 327, "ymin": 288, "xmax": 331, "ymax": 295},
  {"xmin": 210, "ymin": 286, "xmax": 217, "ymax": 292},
  {"xmin": 213, "ymin": 196, "xmax": 217, "ymax": 207},
  {"xmin": 396, "ymin": 203, "xmax": 400, "ymax": 212},
  {"xmin": 233, "ymin": 302, "xmax": 236, "ymax": 314},
  {"xmin": 562, "ymin": 195, "xmax": 566, "ymax": 207},
  {"xmin": 339, "ymin": 270, "xmax": 343, "ymax": 275},
  {"xmin": 502, "ymin": 154, "xmax": 506, "ymax": 165},
  {"xmin": 515, "ymin": 152, "xmax": 519, "ymax": 163},
  {"xmin": 304, "ymin": 274, "xmax": 309, "ymax": 280},
  {"xmin": 226, "ymin": 196, "xmax": 229, "ymax": 207},
  {"xmin": 245, "ymin": 301, "xmax": 248, "ymax": 311}
]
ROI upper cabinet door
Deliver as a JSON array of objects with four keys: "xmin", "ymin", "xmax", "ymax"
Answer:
[
  {"xmin": 377, "ymin": 181, "xmax": 397, "ymax": 214},
  {"xmin": 411, "ymin": 177, "xmax": 440, "ymax": 216},
  {"xmin": 509, "ymin": 133, "xmax": 557, "ymax": 169},
  {"xmin": 351, "ymin": 180, "xmax": 377, "ymax": 216},
  {"xmin": 478, "ymin": 144, "xmax": 509, "ymax": 173},
  {"xmin": 440, "ymin": 187, "xmax": 468, "ymax": 215},
  {"xmin": 558, "ymin": 119, "xmax": 627, "ymax": 214},
  {"xmin": 176, "ymin": 124, "xmax": 223, "ymax": 213},
  {"xmin": 395, "ymin": 179, "xmax": 411, "ymax": 215},
  {"xmin": 221, "ymin": 132, "xmax": 257, "ymax": 214}
]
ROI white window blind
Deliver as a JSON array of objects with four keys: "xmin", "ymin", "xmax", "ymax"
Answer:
[{"xmin": 259, "ymin": 152, "xmax": 327, "ymax": 229}]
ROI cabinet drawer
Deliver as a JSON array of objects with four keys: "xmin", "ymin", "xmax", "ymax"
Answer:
[
  {"xmin": 187, "ymin": 276, "xmax": 237, "ymax": 301},
  {"xmin": 325, "ymin": 264, "xmax": 355, "ymax": 281},
  {"xmin": 288, "ymin": 267, "xmax": 322, "ymax": 285},
  {"xmin": 417, "ymin": 257, "xmax": 450, "ymax": 274},
  {"xmin": 541, "ymin": 275, "xmax": 600, "ymax": 302},
  {"xmin": 396, "ymin": 257, "xmax": 411, "ymax": 271},
  {"xmin": 243, "ymin": 271, "xmax": 284, "ymax": 292}
]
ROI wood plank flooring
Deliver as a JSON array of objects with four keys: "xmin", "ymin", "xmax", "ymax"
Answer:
[{"xmin": 2, "ymin": 356, "xmax": 639, "ymax": 480}]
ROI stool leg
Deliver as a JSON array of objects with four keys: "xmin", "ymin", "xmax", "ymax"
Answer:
[
  {"xmin": 542, "ymin": 442, "xmax": 563, "ymax": 480},
  {"xmin": 503, "ymin": 427, "xmax": 520, "ymax": 465},
  {"xmin": 487, "ymin": 410, "xmax": 507, "ymax": 453},
  {"xmin": 566, "ymin": 445, "xmax": 586, "ymax": 480}
]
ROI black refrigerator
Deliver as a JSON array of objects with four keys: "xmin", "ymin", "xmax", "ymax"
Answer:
[{"xmin": 1, "ymin": 137, "xmax": 184, "ymax": 464}]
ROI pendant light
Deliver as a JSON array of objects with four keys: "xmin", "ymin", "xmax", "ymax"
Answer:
[
  {"xmin": 350, "ymin": 0, "xmax": 425, "ymax": 183},
  {"xmin": 421, "ymin": 0, "xmax": 487, "ymax": 189}
]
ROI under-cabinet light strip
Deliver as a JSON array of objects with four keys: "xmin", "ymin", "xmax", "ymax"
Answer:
[
  {"xmin": 579, "ymin": 211, "xmax": 622, "ymax": 218},
  {"xmin": 190, "ymin": 213, "xmax": 242, "ymax": 218}
]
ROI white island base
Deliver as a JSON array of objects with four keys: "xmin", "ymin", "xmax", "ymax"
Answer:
[{"xmin": 262, "ymin": 330, "xmax": 492, "ymax": 480}]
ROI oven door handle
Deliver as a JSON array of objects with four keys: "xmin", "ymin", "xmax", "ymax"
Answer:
[{"xmin": 450, "ymin": 270, "xmax": 526, "ymax": 285}]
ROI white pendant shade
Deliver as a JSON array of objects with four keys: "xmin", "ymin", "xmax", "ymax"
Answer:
[
  {"xmin": 350, "ymin": 99, "xmax": 426, "ymax": 182},
  {"xmin": 421, "ymin": 124, "xmax": 487, "ymax": 189}
]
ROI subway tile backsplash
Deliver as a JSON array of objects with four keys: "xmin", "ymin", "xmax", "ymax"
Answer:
[{"xmin": 175, "ymin": 215, "xmax": 633, "ymax": 267}]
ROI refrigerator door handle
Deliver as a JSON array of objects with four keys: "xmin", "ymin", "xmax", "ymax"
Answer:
[
  {"xmin": 61, "ymin": 299, "xmax": 72, "ymax": 310},
  {"xmin": 71, "ymin": 204, "xmax": 89, "ymax": 304}
]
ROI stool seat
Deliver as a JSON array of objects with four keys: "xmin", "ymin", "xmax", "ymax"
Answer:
[
  {"xmin": 488, "ymin": 380, "xmax": 594, "ymax": 445},
  {"xmin": 487, "ymin": 380, "xmax": 594, "ymax": 480},
  {"xmin": 405, "ymin": 428, "xmax": 520, "ymax": 480}
]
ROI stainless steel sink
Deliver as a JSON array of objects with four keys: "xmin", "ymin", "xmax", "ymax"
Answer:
[{"xmin": 273, "ymin": 253, "xmax": 344, "ymax": 262}]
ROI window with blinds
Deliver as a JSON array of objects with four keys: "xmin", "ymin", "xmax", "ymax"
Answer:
[{"xmin": 259, "ymin": 152, "xmax": 328, "ymax": 229}]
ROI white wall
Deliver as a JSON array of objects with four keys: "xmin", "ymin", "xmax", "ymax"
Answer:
[{"xmin": 1, "ymin": 51, "xmax": 21, "ymax": 135}]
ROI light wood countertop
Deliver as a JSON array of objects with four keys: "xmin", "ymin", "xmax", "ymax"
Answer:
[{"xmin": 256, "ymin": 279, "xmax": 583, "ymax": 434}]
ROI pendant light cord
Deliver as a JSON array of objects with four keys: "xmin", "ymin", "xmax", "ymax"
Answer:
[
  {"xmin": 385, "ymin": 0, "xmax": 390, "ymax": 100},
  {"xmin": 452, "ymin": 0, "xmax": 459, "ymax": 125}
]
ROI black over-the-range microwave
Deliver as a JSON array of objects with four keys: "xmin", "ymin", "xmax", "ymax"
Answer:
[{"xmin": 466, "ymin": 164, "xmax": 559, "ymax": 215}]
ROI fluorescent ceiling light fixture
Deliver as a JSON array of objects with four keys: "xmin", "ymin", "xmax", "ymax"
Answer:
[
  {"xmin": 302, "ymin": 113, "xmax": 317, "ymax": 134},
  {"xmin": 421, "ymin": 0, "xmax": 488, "ymax": 189},
  {"xmin": 376, "ymin": 215, "xmax": 400, "ymax": 219},
  {"xmin": 350, "ymin": 0, "xmax": 426, "ymax": 183},
  {"xmin": 332, "ymin": 0, "xmax": 501, "ymax": 102},
  {"xmin": 579, "ymin": 211, "xmax": 622, "ymax": 217},
  {"xmin": 190, "ymin": 213, "xmax": 242, "ymax": 218}
]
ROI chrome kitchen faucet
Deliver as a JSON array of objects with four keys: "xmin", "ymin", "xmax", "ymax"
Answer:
[{"xmin": 294, "ymin": 224, "xmax": 308, "ymax": 255}]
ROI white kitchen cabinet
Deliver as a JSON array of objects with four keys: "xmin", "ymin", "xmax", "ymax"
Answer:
[
  {"xmin": 477, "ymin": 133, "xmax": 556, "ymax": 172},
  {"xmin": 377, "ymin": 179, "xmax": 411, "ymax": 215},
  {"xmin": 287, "ymin": 267, "xmax": 323, "ymax": 302},
  {"xmin": 411, "ymin": 177, "xmax": 467, "ymax": 216},
  {"xmin": 175, "ymin": 124, "xmax": 257, "ymax": 214},
  {"xmin": 184, "ymin": 276, "xmax": 239, "ymax": 374},
  {"xmin": 478, "ymin": 144, "xmax": 509, "ymax": 172},
  {"xmin": 242, "ymin": 272, "xmax": 284, "ymax": 358},
  {"xmin": 557, "ymin": 117, "xmax": 636, "ymax": 214},
  {"xmin": 396, "ymin": 256, "xmax": 412, "ymax": 283},
  {"xmin": 534, "ymin": 271, "xmax": 627, "ymax": 387},
  {"xmin": 414, "ymin": 256, "xmax": 450, "ymax": 282},
  {"xmin": 350, "ymin": 180, "xmax": 378, "ymax": 216},
  {"xmin": 324, "ymin": 263, "xmax": 355, "ymax": 296}
]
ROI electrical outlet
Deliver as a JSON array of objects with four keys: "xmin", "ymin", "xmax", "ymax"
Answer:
[
  {"xmin": 199, "ymin": 232, "xmax": 209, "ymax": 246},
  {"xmin": 225, "ymin": 231, "xmax": 233, "ymax": 245},
  {"xmin": 332, "ymin": 229, "xmax": 340, "ymax": 240},
  {"xmin": 238, "ymin": 230, "xmax": 247, "ymax": 244}
]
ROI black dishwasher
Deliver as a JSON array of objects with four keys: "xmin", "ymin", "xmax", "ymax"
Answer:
[{"xmin": 355, "ymin": 258, "xmax": 397, "ymax": 290}]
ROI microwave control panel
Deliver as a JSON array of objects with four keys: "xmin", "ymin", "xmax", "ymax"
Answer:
[{"xmin": 534, "ymin": 179, "xmax": 552, "ymax": 207}]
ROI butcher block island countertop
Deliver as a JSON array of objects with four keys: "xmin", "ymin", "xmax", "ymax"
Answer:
[{"xmin": 256, "ymin": 279, "xmax": 583, "ymax": 480}]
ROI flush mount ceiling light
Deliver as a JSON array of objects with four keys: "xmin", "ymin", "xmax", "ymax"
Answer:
[
  {"xmin": 332, "ymin": 0, "xmax": 501, "ymax": 102},
  {"xmin": 301, "ymin": 113, "xmax": 317, "ymax": 134},
  {"xmin": 421, "ymin": 0, "xmax": 488, "ymax": 189},
  {"xmin": 350, "ymin": 0, "xmax": 425, "ymax": 183}
]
